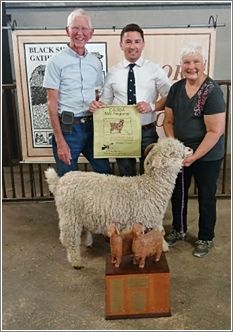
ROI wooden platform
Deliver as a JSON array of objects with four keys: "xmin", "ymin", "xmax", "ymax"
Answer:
[{"xmin": 105, "ymin": 252, "xmax": 171, "ymax": 319}]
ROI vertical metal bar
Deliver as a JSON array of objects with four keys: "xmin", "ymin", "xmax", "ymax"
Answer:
[
  {"xmin": 2, "ymin": 168, "xmax": 7, "ymax": 198},
  {"xmin": 11, "ymin": 89, "xmax": 21, "ymax": 162},
  {"xmin": 111, "ymin": 162, "xmax": 115, "ymax": 174},
  {"xmin": 28, "ymin": 164, "xmax": 36, "ymax": 197},
  {"xmin": 2, "ymin": 89, "xmax": 13, "ymax": 165},
  {"xmin": 47, "ymin": 163, "xmax": 54, "ymax": 197},
  {"xmin": 221, "ymin": 83, "xmax": 230, "ymax": 194},
  {"xmin": 221, "ymin": 152, "xmax": 227, "ymax": 195},
  {"xmin": 38, "ymin": 164, "xmax": 44, "ymax": 197},
  {"xmin": 19, "ymin": 164, "xmax": 26, "ymax": 197},
  {"xmin": 10, "ymin": 165, "xmax": 16, "ymax": 198}
]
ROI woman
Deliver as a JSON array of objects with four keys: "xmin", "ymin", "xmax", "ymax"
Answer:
[{"xmin": 163, "ymin": 42, "xmax": 226, "ymax": 258}]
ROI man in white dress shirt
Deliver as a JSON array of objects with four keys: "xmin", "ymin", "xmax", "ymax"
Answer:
[{"xmin": 90, "ymin": 23, "xmax": 171, "ymax": 176}]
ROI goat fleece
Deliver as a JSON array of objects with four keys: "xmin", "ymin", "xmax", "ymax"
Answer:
[{"xmin": 45, "ymin": 137, "xmax": 192, "ymax": 268}]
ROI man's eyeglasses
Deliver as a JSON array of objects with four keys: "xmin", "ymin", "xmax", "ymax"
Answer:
[{"xmin": 68, "ymin": 26, "xmax": 91, "ymax": 33}]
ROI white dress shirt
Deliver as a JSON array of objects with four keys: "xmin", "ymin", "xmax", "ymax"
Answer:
[{"xmin": 101, "ymin": 57, "xmax": 171, "ymax": 125}]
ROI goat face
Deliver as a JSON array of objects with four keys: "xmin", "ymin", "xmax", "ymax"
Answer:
[
  {"xmin": 107, "ymin": 223, "xmax": 120, "ymax": 237},
  {"xmin": 144, "ymin": 138, "xmax": 193, "ymax": 174},
  {"xmin": 132, "ymin": 223, "xmax": 145, "ymax": 237}
]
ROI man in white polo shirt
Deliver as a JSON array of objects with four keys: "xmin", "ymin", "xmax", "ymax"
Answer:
[{"xmin": 43, "ymin": 8, "xmax": 112, "ymax": 176}]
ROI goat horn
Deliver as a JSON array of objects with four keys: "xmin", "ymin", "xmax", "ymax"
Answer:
[{"xmin": 144, "ymin": 143, "xmax": 156, "ymax": 157}]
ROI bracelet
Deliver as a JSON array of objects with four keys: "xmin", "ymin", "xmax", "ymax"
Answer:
[{"xmin": 149, "ymin": 103, "xmax": 156, "ymax": 112}]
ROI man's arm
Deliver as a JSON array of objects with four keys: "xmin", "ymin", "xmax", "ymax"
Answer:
[
  {"xmin": 136, "ymin": 96, "xmax": 167, "ymax": 114},
  {"xmin": 47, "ymin": 89, "xmax": 71, "ymax": 165}
]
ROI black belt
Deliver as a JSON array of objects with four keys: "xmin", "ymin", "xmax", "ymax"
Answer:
[
  {"xmin": 73, "ymin": 116, "xmax": 93, "ymax": 124},
  {"xmin": 58, "ymin": 114, "xmax": 93, "ymax": 125},
  {"xmin": 142, "ymin": 122, "xmax": 155, "ymax": 130}
]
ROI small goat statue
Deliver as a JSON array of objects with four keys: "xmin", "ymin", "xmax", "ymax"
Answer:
[
  {"xmin": 132, "ymin": 223, "xmax": 164, "ymax": 268},
  {"xmin": 107, "ymin": 223, "xmax": 133, "ymax": 268}
]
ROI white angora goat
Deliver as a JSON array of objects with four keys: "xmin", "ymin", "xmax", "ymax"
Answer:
[{"xmin": 45, "ymin": 137, "xmax": 192, "ymax": 268}]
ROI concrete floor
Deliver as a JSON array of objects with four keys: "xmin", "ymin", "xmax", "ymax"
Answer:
[{"xmin": 2, "ymin": 199, "xmax": 231, "ymax": 331}]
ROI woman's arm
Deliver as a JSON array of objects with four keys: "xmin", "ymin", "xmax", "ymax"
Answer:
[
  {"xmin": 163, "ymin": 106, "xmax": 175, "ymax": 137},
  {"xmin": 183, "ymin": 113, "xmax": 226, "ymax": 166}
]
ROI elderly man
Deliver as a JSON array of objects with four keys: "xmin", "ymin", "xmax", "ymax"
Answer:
[{"xmin": 43, "ymin": 8, "xmax": 112, "ymax": 176}]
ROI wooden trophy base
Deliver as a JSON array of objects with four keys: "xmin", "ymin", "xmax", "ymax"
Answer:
[{"xmin": 105, "ymin": 252, "xmax": 171, "ymax": 319}]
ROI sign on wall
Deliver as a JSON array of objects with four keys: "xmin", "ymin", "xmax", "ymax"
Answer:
[
  {"xmin": 24, "ymin": 42, "xmax": 107, "ymax": 149},
  {"xmin": 12, "ymin": 28, "xmax": 216, "ymax": 162}
]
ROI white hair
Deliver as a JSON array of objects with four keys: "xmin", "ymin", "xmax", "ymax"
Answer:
[
  {"xmin": 67, "ymin": 8, "xmax": 92, "ymax": 28},
  {"xmin": 180, "ymin": 42, "xmax": 207, "ymax": 63}
]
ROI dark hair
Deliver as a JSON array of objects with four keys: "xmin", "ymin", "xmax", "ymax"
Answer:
[{"xmin": 120, "ymin": 23, "xmax": 144, "ymax": 42}]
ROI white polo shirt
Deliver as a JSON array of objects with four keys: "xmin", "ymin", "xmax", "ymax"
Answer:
[{"xmin": 43, "ymin": 46, "xmax": 103, "ymax": 117}]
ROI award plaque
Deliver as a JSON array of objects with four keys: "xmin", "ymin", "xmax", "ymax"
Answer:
[{"xmin": 105, "ymin": 252, "xmax": 171, "ymax": 319}]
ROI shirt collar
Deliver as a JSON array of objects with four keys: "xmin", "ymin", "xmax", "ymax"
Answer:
[
  {"xmin": 66, "ymin": 44, "xmax": 88, "ymax": 57},
  {"xmin": 123, "ymin": 56, "xmax": 144, "ymax": 68}
]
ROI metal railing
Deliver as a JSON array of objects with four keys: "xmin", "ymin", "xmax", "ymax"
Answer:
[{"xmin": 2, "ymin": 81, "xmax": 231, "ymax": 201}]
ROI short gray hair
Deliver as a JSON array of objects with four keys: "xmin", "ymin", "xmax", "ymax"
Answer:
[
  {"xmin": 180, "ymin": 42, "xmax": 207, "ymax": 63},
  {"xmin": 67, "ymin": 9, "xmax": 92, "ymax": 28}
]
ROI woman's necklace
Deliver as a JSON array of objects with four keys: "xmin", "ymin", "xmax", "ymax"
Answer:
[
  {"xmin": 185, "ymin": 83, "xmax": 201, "ymax": 98},
  {"xmin": 185, "ymin": 75, "xmax": 207, "ymax": 99}
]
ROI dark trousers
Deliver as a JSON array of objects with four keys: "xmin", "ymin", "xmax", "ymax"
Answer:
[
  {"xmin": 52, "ymin": 122, "xmax": 112, "ymax": 177},
  {"xmin": 116, "ymin": 126, "xmax": 158, "ymax": 176},
  {"xmin": 171, "ymin": 159, "xmax": 223, "ymax": 241}
]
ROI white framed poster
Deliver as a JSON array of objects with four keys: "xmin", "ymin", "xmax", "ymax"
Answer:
[
  {"xmin": 12, "ymin": 28, "xmax": 216, "ymax": 162},
  {"xmin": 24, "ymin": 42, "xmax": 107, "ymax": 149}
]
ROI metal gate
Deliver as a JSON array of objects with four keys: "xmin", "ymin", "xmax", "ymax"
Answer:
[{"xmin": 2, "ymin": 81, "xmax": 231, "ymax": 201}]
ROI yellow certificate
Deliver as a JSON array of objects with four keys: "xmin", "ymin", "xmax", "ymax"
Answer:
[{"xmin": 93, "ymin": 105, "xmax": 141, "ymax": 158}]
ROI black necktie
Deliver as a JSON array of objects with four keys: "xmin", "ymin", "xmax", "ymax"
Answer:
[{"xmin": 127, "ymin": 63, "xmax": 136, "ymax": 105}]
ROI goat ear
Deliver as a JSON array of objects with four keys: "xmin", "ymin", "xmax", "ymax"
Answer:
[
  {"xmin": 151, "ymin": 156, "xmax": 162, "ymax": 168},
  {"xmin": 144, "ymin": 143, "xmax": 156, "ymax": 157}
]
